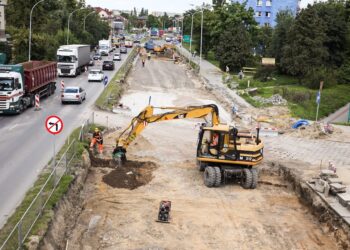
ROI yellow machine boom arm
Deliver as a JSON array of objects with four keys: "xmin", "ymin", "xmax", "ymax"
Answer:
[{"xmin": 113, "ymin": 104, "xmax": 220, "ymax": 159}]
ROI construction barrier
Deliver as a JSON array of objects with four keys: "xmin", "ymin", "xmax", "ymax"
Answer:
[
  {"xmin": 259, "ymin": 127, "xmax": 279, "ymax": 137},
  {"xmin": 61, "ymin": 80, "xmax": 65, "ymax": 92},
  {"xmin": 34, "ymin": 94, "xmax": 40, "ymax": 111}
]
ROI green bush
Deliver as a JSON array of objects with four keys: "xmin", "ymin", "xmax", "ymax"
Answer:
[
  {"xmin": 279, "ymin": 87, "xmax": 311, "ymax": 103},
  {"xmin": 337, "ymin": 60, "xmax": 350, "ymax": 84},
  {"xmin": 254, "ymin": 66, "xmax": 275, "ymax": 82},
  {"xmin": 304, "ymin": 67, "xmax": 337, "ymax": 89}
]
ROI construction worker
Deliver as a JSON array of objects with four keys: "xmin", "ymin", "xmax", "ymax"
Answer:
[
  {"xmin": 210, "ymin": 133, "xmax": 219, "ymax": 146},
  {"xmin": 90, "ymin": 128, "xmax": 103, "ymax": 154}
]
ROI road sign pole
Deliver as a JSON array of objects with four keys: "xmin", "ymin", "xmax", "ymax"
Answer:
[
  {"xmin": 348, "ymin": 103, "xmax": 350, "ymax": 123},
  {"xmin": 53, "ymin": 135, "xmax": 56, "ymax": 167},
  {"xmin": 315, "ymin": 101, "xmax": 320, "ymax": 123}
]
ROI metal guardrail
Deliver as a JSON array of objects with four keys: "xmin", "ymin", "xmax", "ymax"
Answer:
[
  {"xmin": 78, "ymin": 112, "xmax": 95, "ymax": 142},
  {"xmin": 0, "ymin": 139, "xmax": 77, "ymax": 250}
]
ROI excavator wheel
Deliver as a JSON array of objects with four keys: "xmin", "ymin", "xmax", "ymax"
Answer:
[
  {"xmin": 241, "ymin": 168, "xmax": 253, "ymax": 189},
  {"xmin": 214, "ymin": 167, "xmax": 221, "ymax": 187},
  {"xmin": 204, "ymin": 167, "xmax": 216, "ymax": 187},
  {"xmin": 250, "ymin": 168, "xmax": 258, "ymax": 189},
  {"xmin": 197, "ymin": 160, "xmax": 206, "ymax": 172}
]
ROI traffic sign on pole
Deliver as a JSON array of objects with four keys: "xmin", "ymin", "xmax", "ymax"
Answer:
[
  {"xmin": 103, "ymin": 75, "xmax": 108, "ymax": 86},
  {"xmin": 45, "ymin": 115, "xmax": 64, "ymax": 135}
]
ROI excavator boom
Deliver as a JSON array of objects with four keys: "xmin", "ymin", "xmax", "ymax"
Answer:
[{"xmin": 113, "ymin": 104, "xmax": 220, "ymax": 160}]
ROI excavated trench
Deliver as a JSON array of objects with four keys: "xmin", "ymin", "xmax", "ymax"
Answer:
[
  {"xmin": 260, "ymin": 162, "xmax": 350, "ymax": 250},
  {"xmin": 38, "ymin": 152, "xmax": 350, "ymax": 249},
  {"xmin": 89, "ymin": 151, "xmax": 158, "ymax": 190}
]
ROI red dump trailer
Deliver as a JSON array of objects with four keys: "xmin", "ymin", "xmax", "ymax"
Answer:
[{"xmin": 0, "ymin": 60, "xmax": 57, "ymax": 114}]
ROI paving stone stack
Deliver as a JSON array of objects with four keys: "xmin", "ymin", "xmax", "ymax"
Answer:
[{"xmin": 252, "ymin": 94, "xmax": 287, "ymax": 105}]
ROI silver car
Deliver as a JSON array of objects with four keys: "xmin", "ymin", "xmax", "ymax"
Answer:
[{"xmin": 61, "ymin": 87, "xmax": 86, "ymax": 104}]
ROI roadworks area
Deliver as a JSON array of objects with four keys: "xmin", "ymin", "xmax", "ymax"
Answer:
[{"xmin": 38, "ymin": 56, "xmax": 349, "ymax": 249}]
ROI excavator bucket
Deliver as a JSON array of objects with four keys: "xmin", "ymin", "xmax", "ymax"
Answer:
[{"xmin": 112, "ymin": 147, "xmax": 127, "ymax": 166}]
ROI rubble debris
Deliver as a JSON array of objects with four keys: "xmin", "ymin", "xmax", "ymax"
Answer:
[
  {"xmin": 102, "ymin": 161, "xmax": 157, "ymax": 190},
  {"xmin": 252, "ymin": 94, "xmax": 287, "ymax": 105}
]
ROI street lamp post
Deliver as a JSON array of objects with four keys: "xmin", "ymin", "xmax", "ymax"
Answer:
[
  {"xmin": 83, "ymin": 11, "xmax": 95, "ymax": 32},
  {"xmin": 67, "ymin": 9, "xmax": 81, "ymax": 45},
  {"xmin": 190, "ymin": 13, "xmax": 194, "ymax": 53},
  {"xmin": 29, "ymin": 0, "xmax": 47, "ymax": 61},
  {"xmin": 199, "ymin": 9, "xmax": 203, "ymax": 73},
  {"xmin": 181, "ymin": 18, "xmax": 184, "ymax": 47}
]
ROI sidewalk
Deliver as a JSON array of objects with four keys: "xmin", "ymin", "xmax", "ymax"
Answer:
[
  {"xmin": 176, "ymin": 46, "xmax": 251, "ymax": 109},
  {"xmin": 322, "ymin": 103, "xmax": 350, "ymax": 123}
]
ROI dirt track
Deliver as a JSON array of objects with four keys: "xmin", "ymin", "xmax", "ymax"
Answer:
[{"xmin": 64, "ymin": 57, "xmax": 339, "ymax": 249}]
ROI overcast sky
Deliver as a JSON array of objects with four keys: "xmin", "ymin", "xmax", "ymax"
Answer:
[{"xmin": 85, "ymin": 0, "xmax": 319, "ymax": 13}]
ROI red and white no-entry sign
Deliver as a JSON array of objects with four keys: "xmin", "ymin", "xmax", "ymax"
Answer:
[{"xmin": 45, "ymin": 115, "xmax": 64, "ymax": 135}]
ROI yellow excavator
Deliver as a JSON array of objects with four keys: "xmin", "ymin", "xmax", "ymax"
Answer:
[{"xmin": 113, "ymin": 104, "xmax": 264, "ymax": 189}]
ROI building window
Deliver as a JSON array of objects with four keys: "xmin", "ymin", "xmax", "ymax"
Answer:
[
  {"xmin": 265, "ymin": 12, "xmax": 271, "ymax": 17},
  {"xmin": 266, "ymin": 0, "xmax": 272, "ymax": 6},
  {"xmin": 257, "ymin": 0, "xmax": 262, "ymax": 6},
  {"xmin": 264, "ymin": 23, "xmax": 270, "ymax": 27},
  {"xmin": 256, "ymin": 11, "xmax": 262, "ymax": 17}
]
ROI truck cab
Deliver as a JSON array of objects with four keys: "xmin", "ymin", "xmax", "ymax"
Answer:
[
  {"xmin": 57, "ymin": 48, "xmax": 79, "ymax": 76},
  {"xmin": 0, "ymin": 66, "xmax": 25, "ymax": 114},
  {"xmin": 99, "ymin": 40, "xmax": 112, "ymax": 56}
]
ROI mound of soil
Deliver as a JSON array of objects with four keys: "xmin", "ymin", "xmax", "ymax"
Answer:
[{"xmin": 102, "ymin": 161, "xmax": 157, "ymax": 190}]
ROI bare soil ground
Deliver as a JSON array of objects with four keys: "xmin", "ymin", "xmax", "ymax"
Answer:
[{"xmin": 64, "ymin": 57, "xmax": 340, "ymax": 249}]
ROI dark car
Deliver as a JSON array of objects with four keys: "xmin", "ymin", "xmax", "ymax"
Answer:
[
  {"xmin": 102, "ymin": 61, "xmax": 115, "ymax": 70},
  {"xmin": 93, "ymin": 53, "xmax": 102, "ymax": 60},
  {"xmin": 120, "ymin": 46, "xmax": 127, "ymax": 54}
]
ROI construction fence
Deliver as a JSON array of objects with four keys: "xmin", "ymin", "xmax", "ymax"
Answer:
[{"xmin": 0, "ymin": 139, "xmax": 78, "ymax": 250}]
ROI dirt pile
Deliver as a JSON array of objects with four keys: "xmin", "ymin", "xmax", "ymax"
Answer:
[{"xmin": 102, "ymin": 161, "xmax": 157, "ymax": 189}]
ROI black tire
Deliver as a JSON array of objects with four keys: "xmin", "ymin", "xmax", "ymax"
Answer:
[
  {"xmin": 29, "ymin": 96, "xmax": 35, "ymax": 107},
  {"xmin": 250, "ymin": 168, "xmax": 258, "ymax": 189},
  {"xmin": 17, "ymin": 101, "xmax": 24, "ymax": 114},
  {"xmin": 214, "ymin": 167, "xmax": 221, "ymax": 187},
  {"xmin": 50, "ymin": 83, "xmax": 55, "ymax": 95},
  {"xmin": 197, "ymin": 160, "xmax": 206, "ymax": 172},
  {"xmin": 241, "ymin": 168, "xmax": 253, "ymax": 189},
  {"xmin": 204, "ymin": 167, "xmax": 216, "ymax": 188},
  {"xmin": 61, "ymin": 101, "xmax": 65, "ymax": 105}
]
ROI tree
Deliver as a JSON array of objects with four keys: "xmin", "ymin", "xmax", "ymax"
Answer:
[
  {"xmin": 256, "ymin": 26, "xmax": 273, "ymax": 57},
  {"xmin": 314, "ymin": 1, "xmax": 348, "ymax": 67},
  {"xmin": 270, "ymin": 10, "xmax": 294, "ymax": 63},
  {"xmin": 214, "ymin": 24, "xmax": 253, "ymax": 71},
  {"xmin": 147, "ymin": 15, "xmax": 161, "ymax": 28},
  {"xmin": 280, "ymin": 7, "xmax": 328, "ymax": 82},
  {"xmin": 3, "ymin": 0, "xmax": 109, "ymax": 63}
]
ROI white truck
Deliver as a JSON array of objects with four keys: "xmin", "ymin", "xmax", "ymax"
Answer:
[
  {"xmin": 99, "ymin": 39, "xmax": 113, "ymax": 56},
  {"xmin": 57, "ymin": 44, "xmax": 90, "ymax": 77}
]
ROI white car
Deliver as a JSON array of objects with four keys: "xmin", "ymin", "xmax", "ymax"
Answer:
[
  {"xmin": 113, "ymin": 53, "xmax": 121, "ymax": 61},
  {"xmin": 88, "ymin": 69, "xmax": 104, "ymax": 82},
  {"xmin": 61, "ymin": 87, "xmax": 86, "ymax": 104}
]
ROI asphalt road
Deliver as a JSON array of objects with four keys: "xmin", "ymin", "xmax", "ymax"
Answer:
[{"xmin": 0, "ymin": 49, "xmax": 129, "ymax": 228}]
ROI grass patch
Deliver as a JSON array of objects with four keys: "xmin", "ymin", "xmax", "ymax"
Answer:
[
  {"xmin": 334, "ymin": 122, "xmax": 350, "ymax": 126},
  {"xmin": 240, "ymin": 84, "xmax": 350, "ymax": 120},
  {"xmin": 95, "ymin": 47, "xmax": 138, "ymax": 110},
  {"xmin": 0, "ymin": 126, "xmax": 90, "ymax": 248},
  {"xmin": 232, "ymin": 74, "xmax": 297, "ymax": 89},
  {"xmin": 205, "ymin": 50, "xmax": 220, "ymax": 68}
]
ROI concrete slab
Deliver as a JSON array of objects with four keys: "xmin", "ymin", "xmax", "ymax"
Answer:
[{"xmin": 337, "ymin": 193, "xmax": 350, "ymax": 207}]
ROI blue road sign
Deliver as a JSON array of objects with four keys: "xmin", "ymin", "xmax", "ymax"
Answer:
[{"xmin": 104, "ymin": 75, "xmax": 108, "ymax": 86}]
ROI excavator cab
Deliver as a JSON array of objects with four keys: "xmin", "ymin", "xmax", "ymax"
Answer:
[{"xmin": 196, "ymin": 124, "xmax": 263, "ymax": 188}]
